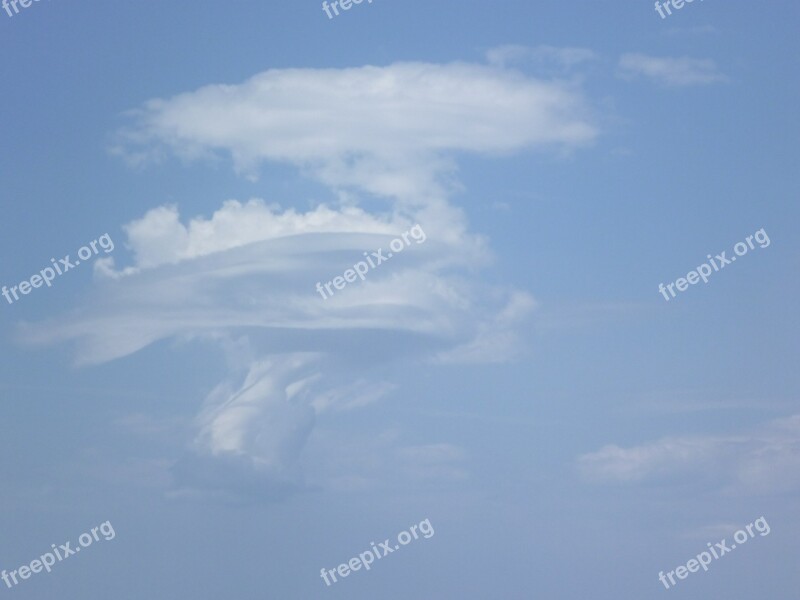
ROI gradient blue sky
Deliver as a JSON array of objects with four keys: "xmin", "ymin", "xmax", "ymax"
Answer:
[{"xmin": 1, "ymin": 1, "xmax": 798, "ymax": 598}]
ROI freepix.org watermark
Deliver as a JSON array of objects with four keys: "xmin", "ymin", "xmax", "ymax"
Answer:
[
  {"xmin": 1, "ymin": 521, "xmax": 115, "ymax": 589},
  {"xmin": 654, "ymin": 0, "xmax": 703, "ymax": 19},
  {"xmin": 658, "ymin": 228, "xmax": 770, "ymax": 301},
  {"xmin": 320, "ymin": 518, "xmax": 434, "ymax": 587},
  {"xmin": 658, "ymin": 516, "xmax": 770, "ymax": 589},
  {"xmin": 2, "ymin": 0, "xmax": 48, "ymax": 19},
  {"xmin": 322, "ymin": 0, "xmax": 374, "ymax": 20},
  {"xmin": 2, "ymin": 233, "xmax": 114, "ymax": 306},
  {"xmin": 315, "ymin": 224, "xmax": 426, "ymax": 300}
]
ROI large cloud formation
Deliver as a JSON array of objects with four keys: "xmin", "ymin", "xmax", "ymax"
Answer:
[{"xmin": 26, "ymin": 57, "xmax": 599, "ymax": 500}]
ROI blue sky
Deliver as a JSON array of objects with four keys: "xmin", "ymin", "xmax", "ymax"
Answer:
[{"xmin": 1, "ymin": 1, "xmax": 798, "ymax": 598}]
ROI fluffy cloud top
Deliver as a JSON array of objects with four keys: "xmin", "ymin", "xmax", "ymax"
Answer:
[{"xmin": 106, "ymin": 200, "xmax": 403, "ymax": 272}]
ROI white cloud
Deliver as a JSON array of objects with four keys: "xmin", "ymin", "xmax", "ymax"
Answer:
[
  {"xmin": 396, "ymin": 443, "xmax": 469, "ymax": 481},
  {"xmin": 311, "ymin": 379, "xmax": 396, "ymax": 413},
  {"xmin": 433, "ymin": 290, "xmax": 536, "ymax": 364},
  {"xmin": 578, "ymin": 414, "xmax": 800, "ymax": 493},
  {"xmin": 578, "ymin": 437, "xmax": 727, "ymax": 482},
  {"xmin": 100, "ymin": 199, "xmax": 404, "ymax": 273},
  {"xmin": 22, "ymin": 59, "xmax": 602, "ymax": 500},
  {"xmin": 113, "ymin": 61, "xmax": 598, "ymax": 201},
  {"xmin": 618, "ymin": 53, "xmax": 727, "ymax": 86},
  {"xmin": 486, "ymin": 45, "xmax": 598, "ymax": 69},
  {"xmin": 21, "ymin": 199, "xmax": 531, "ymax": 500},
  {"xmin": 664, "ymin": 25, "xmax": 720, "ymax": 36},
  {"xmin": 28, "ymin": 199, "xmax": 522, "ymax": 365}
]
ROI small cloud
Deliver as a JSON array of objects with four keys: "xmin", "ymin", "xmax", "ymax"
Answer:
[
  {"xmin": 311, "ymin": 380, "xmax": 396, "ymax": 413},
  {"xmin": 490, "ymin": 201, "xmax": 511, "ymax": 212},
  {"xmin": 432, "ymin": 291, "xmax": 536, "ymax": 364},
  {"xmin": 396, "ymin": 443, "xmax": 468, "ymax": 462},
  {"xmin": 487, "ymin": 44, "xmax": 598, "ymax": 70},
  {"xmin": 578, "ymin": 437, "xmax": 725, "ymax": 483},
  {"xmin": 169, "ymin": 452, "xmax": 313, "ymax": 504},
  {"xmin": 396, "ymin": 443, "xmax": 469, "ymax": 482},
  {"xmin": 618, "ymin": 53, "xmax": 727, "ymax": 87},
  {"xmin": 664, "ymin": 25, "xmax": 720, "ymax": 36},
  {"xmin": 578, "ymin": 414, "xmax": 800, "ymax": 494}
]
